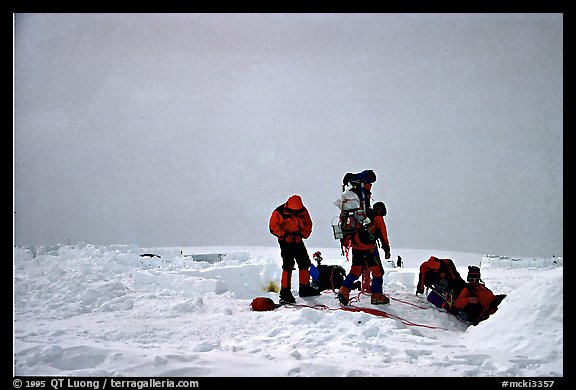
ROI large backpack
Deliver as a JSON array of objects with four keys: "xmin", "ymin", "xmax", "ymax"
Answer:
[
  {"xmin": 333, "ymin": 170, "xmax": 377, "ymax": 253},
  {"xmin": 334, "ymin": 190, "xmax": 368, "ymax": 234}
]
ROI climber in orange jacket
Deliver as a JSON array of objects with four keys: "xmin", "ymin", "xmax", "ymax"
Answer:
[
  {"xmin": 269, "ymin": 195, "xmax": 319, "ymax": 303},
  {"xmin": 337, "ymin": 201, "xmax": 391, "ymax": 306},
  {"xmin": 453, "ymin": 266, "xmax": 506, "ymax": 325},
  {"xmin": 416, "ymin": 256, "xmax": 467, "ymax": 299}
]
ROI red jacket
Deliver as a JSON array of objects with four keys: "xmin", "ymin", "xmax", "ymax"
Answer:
[
  {"xmin": 454, "ymin": 283, "xmax": 497, "ymax": 311},
  {"xmin": 269, "ymin": 198, "xmax": 312, "ymax": 244},
  {"xmin": 350, "ymin": 214, "xmax": 390, "ymax": 251},
  {"xmin": 418, "ymin": 257, "xmax": 461, "ymax": 288}
]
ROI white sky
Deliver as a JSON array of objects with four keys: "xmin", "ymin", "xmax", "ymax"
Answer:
[{"xmin": 13, "ymin": 13, "xmax": 563, "ymax": 258}]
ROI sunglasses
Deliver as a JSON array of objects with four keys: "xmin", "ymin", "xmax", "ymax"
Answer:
[{"xmin": 468, "ymin": 278, "xmax": 480, "ymax": 282}]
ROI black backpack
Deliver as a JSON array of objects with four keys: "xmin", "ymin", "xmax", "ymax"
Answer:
[
  {"xmin": 316, "ymin": 264, "xmax": 346, "ymax": 292},
  {"xmin": 310, "ymin": 251, "xmax": 346, "ymax": 292}
]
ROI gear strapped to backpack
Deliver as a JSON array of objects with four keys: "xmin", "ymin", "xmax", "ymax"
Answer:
[
  {"xmin": 332, "ymin": 170, "xmax": 377, "ymax": 255},
  {"xmin": 335, "ymin": 191, "xmax": 368, "ymax": 233}
]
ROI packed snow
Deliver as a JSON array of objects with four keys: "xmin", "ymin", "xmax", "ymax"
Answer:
[{"xmin": 13, "ymin": 243, "xmax": 562, "ymax": 377}]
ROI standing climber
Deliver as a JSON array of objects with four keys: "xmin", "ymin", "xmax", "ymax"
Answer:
[
  {"xmin": 269, "ymin": 195, "xmax": 320, "ymax": 303},
  {"xmin": 337, "ymin": 201, "xmax": 391, "ymax": 305}
]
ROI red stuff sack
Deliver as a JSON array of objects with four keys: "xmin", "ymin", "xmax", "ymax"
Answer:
[{"xmin": 251, "ymin": 297, "xmax": 278, "ymax": 311}]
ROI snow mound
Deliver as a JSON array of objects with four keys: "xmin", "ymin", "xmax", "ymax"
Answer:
[
  {"xmin": 461, "ymin": 267, "xmax": 563, "ymax": 376},
  {"xmin": 481, "ymin": 254, "xmax": 562, "ymax": 270}
]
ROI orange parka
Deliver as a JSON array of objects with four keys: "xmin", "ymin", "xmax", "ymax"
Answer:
[
  {"xmin": 269, "ymin": 195, "xmax": 312, "ymax": 244},
  {"xmin": 454, "ymin": 283, "xmax": 498, "ymax": 311}
]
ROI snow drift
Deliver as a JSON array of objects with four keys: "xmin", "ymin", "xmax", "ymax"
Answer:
[{"xmin": 13, "ymin": 243, "xmax": 562, "ymax": 377}]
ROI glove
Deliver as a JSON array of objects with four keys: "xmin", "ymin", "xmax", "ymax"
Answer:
[
  {"xmin": 384, "ymin": 251, "xmax": 391, "ymax": 260},
  {"xmin": 416, "ymin": 284, "xmax": 424, "ymax": 295}
]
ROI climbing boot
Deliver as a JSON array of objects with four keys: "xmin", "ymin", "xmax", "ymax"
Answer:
[
  {"xmin": 299, "ymin": 283, "xmax": 321, "ymax": 297},
  {"xmin": 371, "ymin": 293, "xmax": 390, "ymax": 305},
  {"xmin": 337, "ymin": 286, "xmax": 350, "ymax": 306},
  {"xmin": 279, "ymin": 287, "xmax": 296, "ymax": 304}
]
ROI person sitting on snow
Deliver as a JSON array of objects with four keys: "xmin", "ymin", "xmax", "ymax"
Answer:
[{"xmin": 453, "ymin": 266, "xmax": 506, "ymax": 325}]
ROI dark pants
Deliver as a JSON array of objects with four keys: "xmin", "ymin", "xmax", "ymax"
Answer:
[
  {"xmin": 279, "ymin": 240, "xmax": 311, "ymax": 270},
  {"xmin": 342, "ymin": 249, "xmax": 383, "ymax": 294},
  {"xmin": 351, "ymin": 249, "xmax": 379, "ymax": 269},
  {"xmin": 460, "ymin": 303, "xmax": 485, "ymax": 324}
]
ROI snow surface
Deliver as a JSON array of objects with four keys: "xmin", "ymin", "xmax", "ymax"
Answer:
[{"xmin": 13, "ymin": 243, "xmax": 562, "ymax": 377}]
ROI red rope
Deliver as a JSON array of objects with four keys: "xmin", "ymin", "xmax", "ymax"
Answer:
[
  {"xmin": 280, "ymin": 292, "xmax": 446, "ymax": 330},
  {"xmin": 388, "ymin": 295, "xmax": 430, "ymax": 310},
  {"xmin": 340, "ymin": 305, "xmax": 446, "ymax": 330},
  {"xmin": 280, "ymin": 303, "xmax": 340, "ymax": 312},
  {"xmin": 343, "ymin": 245, "xmax": 350, "ymax": 261}
]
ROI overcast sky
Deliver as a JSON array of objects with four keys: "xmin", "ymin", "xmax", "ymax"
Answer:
[{"xmin": 14, "ymin": 13, "xmax": 563, "ymax": 258}]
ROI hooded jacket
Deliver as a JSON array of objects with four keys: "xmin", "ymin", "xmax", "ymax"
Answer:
[{"xmin": 269, "ymin": 195, "xmax": 312, "ymax": 243}]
